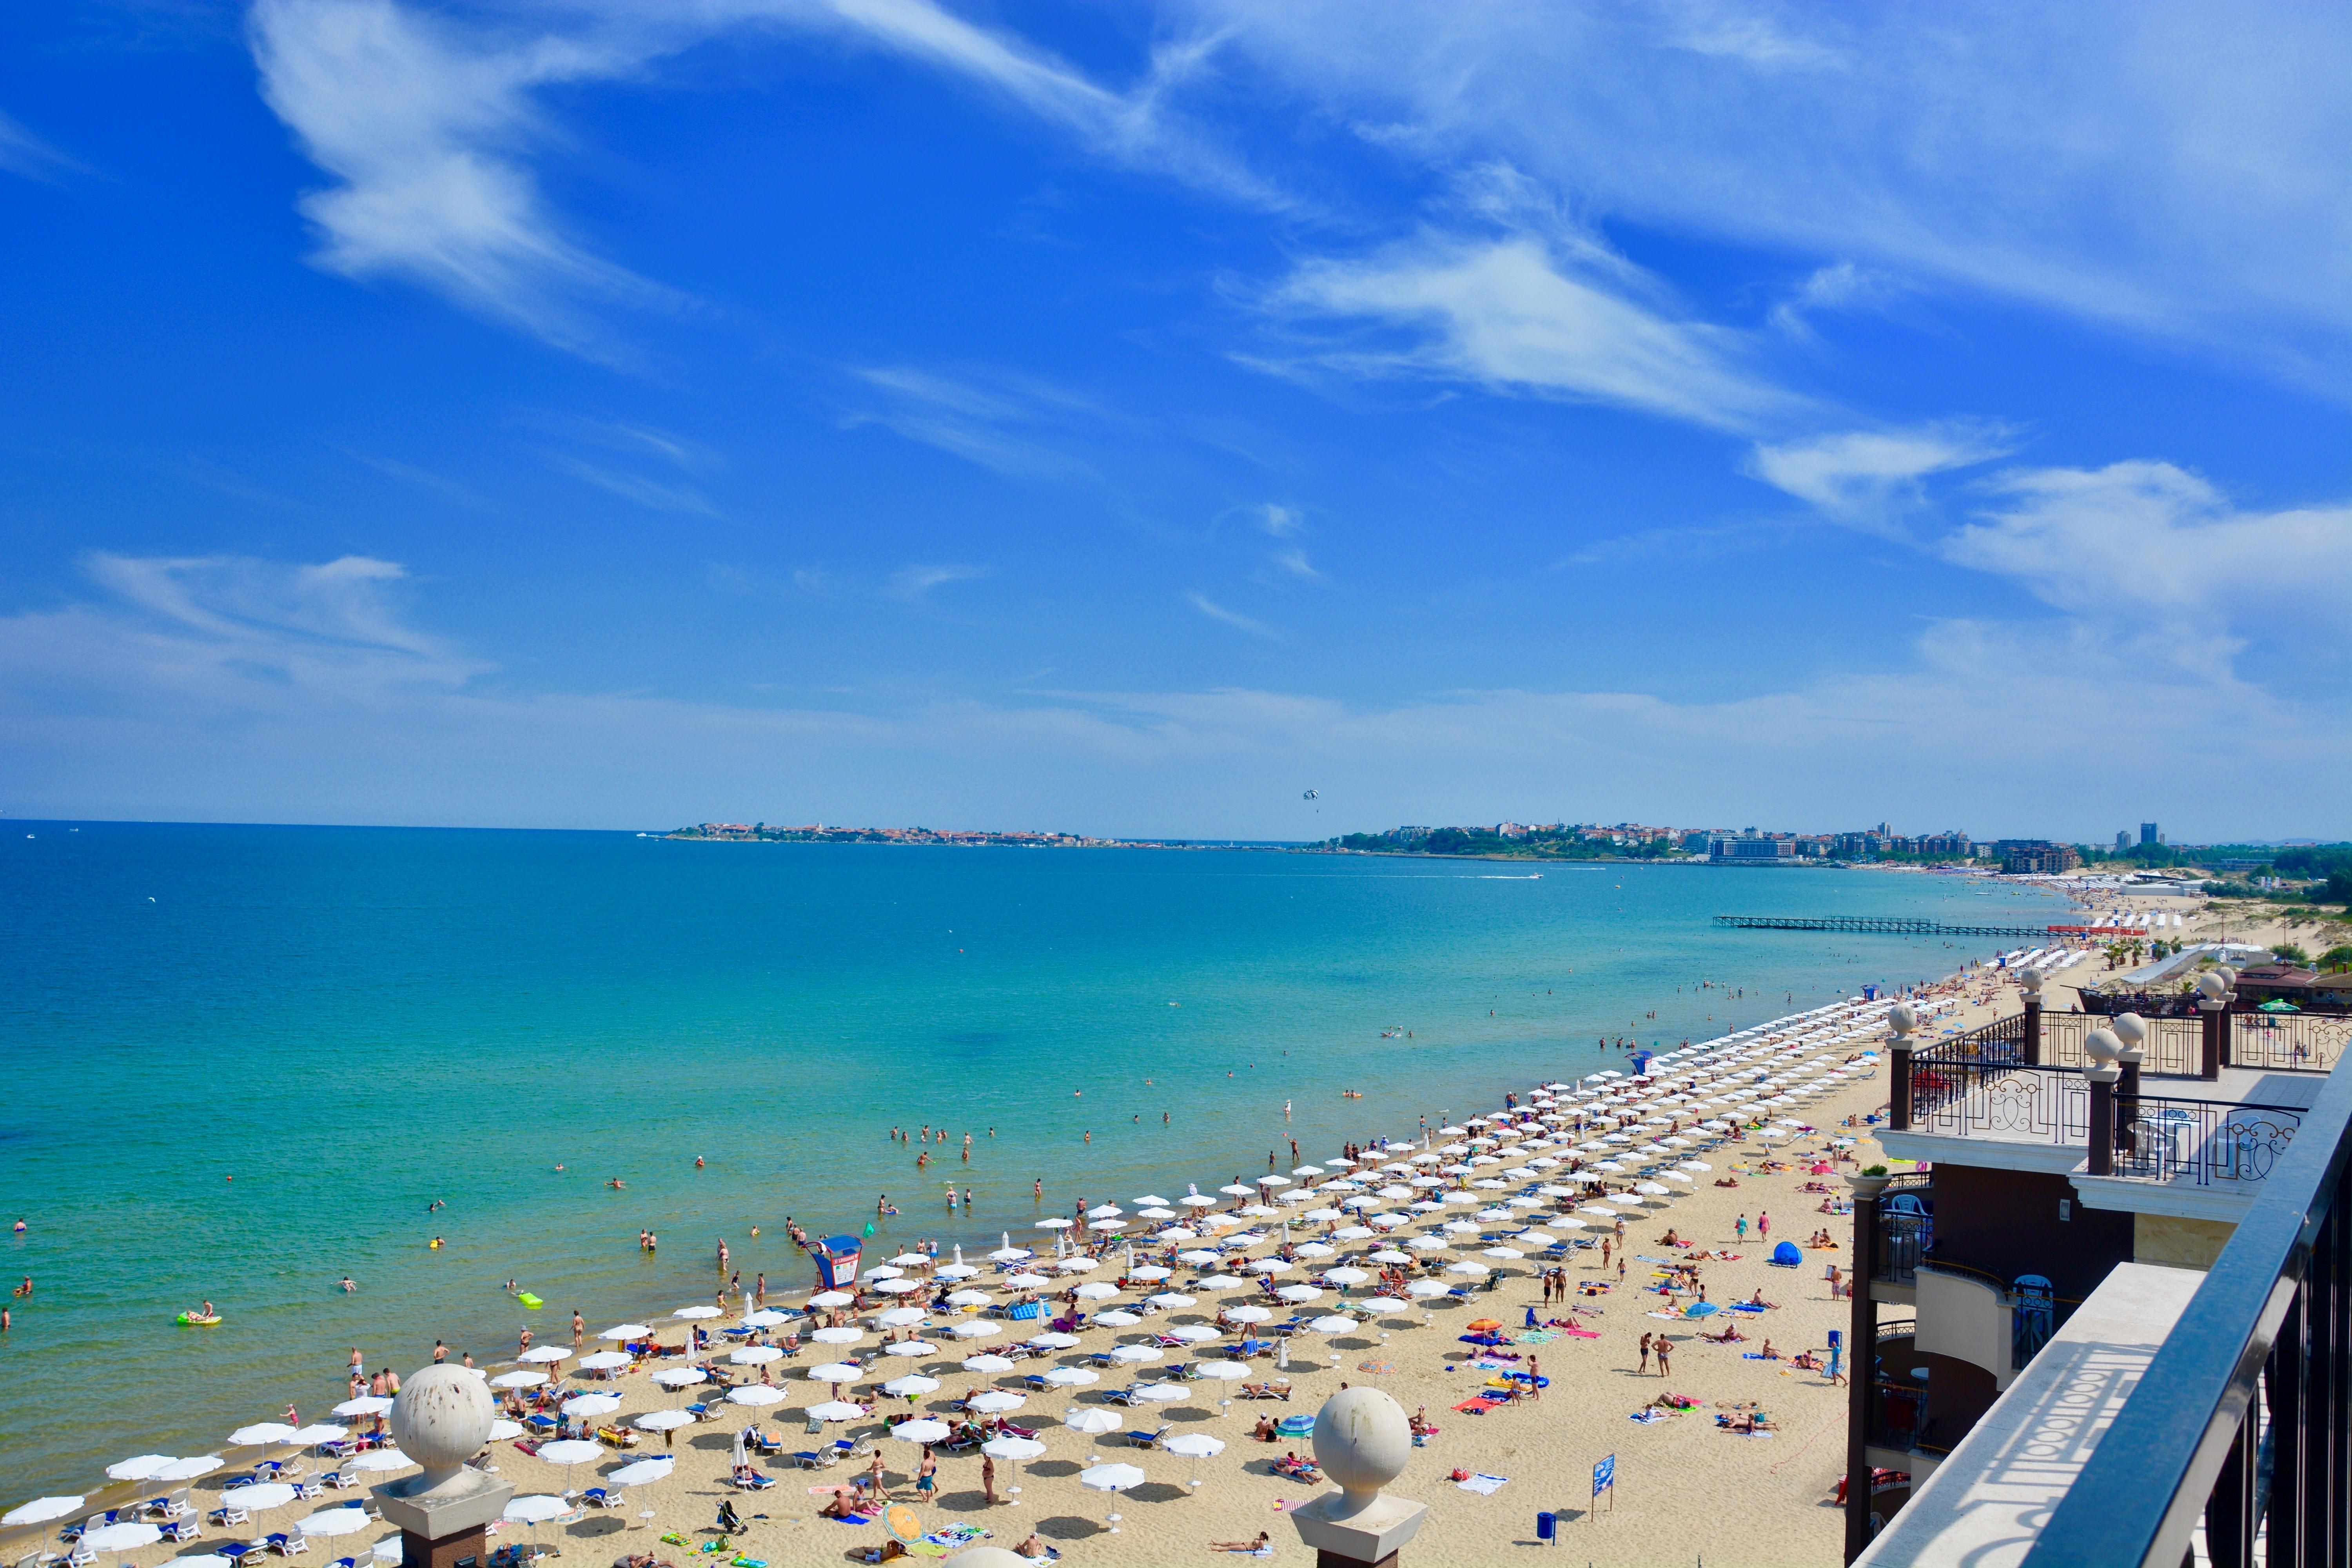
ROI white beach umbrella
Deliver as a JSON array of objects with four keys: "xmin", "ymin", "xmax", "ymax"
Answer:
[
  {"xmin": 229, "ymin": 1423, "xmax": 302, "ymax": 1446},
  {"xmin": 330, "ymin": 1397, "xmax": 395, "ymax": 1418},
  {"xmin": 562, "ymin": 1393, "xmax": 623, "ymax": 1419},
  {"xmin": 1146, "ymin": 1292, "xmax": 1197, "ymax": 1309},
  {"xmin": 672, "ymin": 1306, "xmax": 722, "ymax": 1321},
  {"xmin": 876, "ymin": 1306, "xmax": 929, "ymax": 1328},
  {"xmin": 518, "ymin": 1346, "xmax": 570, "ymax": 1365},
  {"xmin": 1481, "ymin": 1247, "xmax": 1526, "ymax": 1260},
  {"xmin": 1276, "ymin": 1285, "xmax": 1323, "ymax": 1303},
  {"xmin": 219, "ymin": 1483, "xmax": 297, "ymax": 1514},
  {"xmin": 1306, "ymin": 1316, "xmax": 1357, "ymax": 1334},
  {"xmin": 295, "ymin": 1510, "xmax": 370, "ymax": 1539},
  {"xmin": 1027, "ymin": 1332, "xmax": 1081, "ymax": 1349},
  {"xmin": 1093, "ymin": 1311, "xmax": 1142, "ymax": 1328},
  {"xmin": 1073, "ymin": 1282, "xmax": 1120, "ymax": 1301},
  {"xmin": 345, "ymin": 1449, "xmax": 412, "ymax": 1473},
  {"xmin": 1446, "ymin": 1261, "xmax": 1490, "ymax": 1278},
  {"xmin": 1130, "ymin": 1382, "xmax": 1187, "ymax": 1403},
  {"xmin": 881, "ymin": 1339, "xmax": 935, "ymax": 1357},
  {"xmin": 882, "ymin": 1374, "xmax": 941, "ymax": 1397},
  {"xmin": 1044, "ymin": 1367, "xmax": 1100, "ymax": 1387},
  {"xmin": 806, "ymin": 1292, "xmax": 854, "ymax": 1309},
  {"xmin": 967, "ymin": 1390, "xmax": 1025, "ymax": 1414},
  {"xmin": 806, "ymin": 1401, "xmax": 864, "ymax": 1423},
  {"xmin": 577, "ymin": 1350, "xmax": 631, "ymax": 1372},
  {"xmin": 807, "ymin": 1362, "xmax": 862, "ymax": 1383},
  {"xmin": 961, "ymin": 1354, "xmax": 1017, "ymax": 1373},
  {"xmin": 651, "ymin": 1367, "xmax": 708, "ymax": 1388},
  {"xmin": 632, "ymin": 1410, "xmax": 695, "ymax": 1433},
  {"xmin": 946, "ymin": 1289, "xmax": 993, "ymax": 1307},
  {"xmin": 742, "ymin": 1310, "xmax": 791, "ymax": 1327},
  {"xmin": 1062, "ymin": 1408, "xmax": 1120, "ymax": 1435},
  {"xmin": 489, "ymin": 1371, "xmax": 547, "ymax": 1390},
  {"xmin": 1194, "ymin": 1361, "xmax": 1249, "ymax": 1381},
  {"xmin": 811, "ymin": 1326, "xmax": 864, "ymax": 1345},
  {"xmin": 1108, "ymin": 1345, "xmax": 1161, "ymax": 1363},
  {"xmin": 1357, "ymin": 1296, "xmax": 1412, "ymax": 1313},
  {"xmin": 982, "ymin": 1434, "xmax": 1045, "ymax": 1460},
  {"xmin": 105, "ymin": 1456, "xmax": 178, "ymax": 1481},
  {"xmin": 155, "ymin": 1458, "xmax": 222, "ymax": 1483},
  {"xmin": 891, "ymin": 1419, "xmax": 953, "ymax": 1444},
  {"xmin": 83, "ymin": 1523, "xmax": 163, "ymax": 1561},
  {"xmin": 606, "ymin": 1458, "xmax": 675, "ymax": 1487},
  {"xmin": 1164, "ymin": 1323, "xmax": 1220, "ymax": 1342},
  {"xmin": 4, "ymin": 1499, "xmax": 83, "ymax": 1527},
  {"xmin": 1406, "ymin": 1279, "xmax": 1453, "ymax": 1298},
  {"xmin": 1004, "ymin": 1273, "xmax": 1052, "ymax": 1290},
  {"xmin": 1223, "ymin": 1305, "xmax": 1271, "ymax": 1323},
  {"xmin": 950, "ymin": 1320, "xmax": 1002, "ymax": 1339},
  {"xmin": 730, "ymin": 1346, "xmax": 783, "ymax": 1365},
  {"xmin": 872, "ymin": 1278, "xmax": 922, "ymax": 1294},
  {"xmin": 727, "ymin": 1387, "xmax": 786, "ymax": 1407}
]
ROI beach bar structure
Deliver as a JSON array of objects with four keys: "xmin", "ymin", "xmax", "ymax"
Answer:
[{"xmin": 1844, "ymin": 967, "xmax": 2352, "ymax": 1563}]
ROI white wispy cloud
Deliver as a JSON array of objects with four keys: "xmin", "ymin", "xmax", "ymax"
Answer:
[
  {"xmin": 887, "ymin": 563, "xmax": 994, "ymax": 600},
  {"xmin": 1255, "ymin": 504, "xmax": 1303, "ymax": 538},
  {"xmin": 0, "ymin": 107, "xmax": 80, "ymax": 180},
  {"xmin": 1192, "ymin": 0, "xmax": 2352, "ymax": 376},
  {"xmin": 1746, "ymin": 422, "xmax": 2016, "ymax": 535},
  {"xmin": 1261, "ymin": 234, "xmax": 1798, "ymax": 432},
  {"xmin": 1186, "ymin": 591, "xmax": 1278, "ymax": 638},
  {"xmin": 245, "ymin": 0, "xmax": 1272, "ymax": 356},
  {"xmin": 544, "ymin": 454, "xmax": 721, "ymax": 516},
  {"xmin": 1943, "ymin": 461, "xmax": 2352, "ymax": 678},
  {"xmin": 845, "ymin": 365, "xmax": 1106, "ymax": 475},
  {"xmin": 1767, "ymin": 261, "xmax": 1904, "ymax": 339}
]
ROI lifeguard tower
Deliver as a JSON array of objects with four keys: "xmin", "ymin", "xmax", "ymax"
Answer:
[{"xmin": 813, "ymin": 1235, "xmax": 862, "ymax": 1292}]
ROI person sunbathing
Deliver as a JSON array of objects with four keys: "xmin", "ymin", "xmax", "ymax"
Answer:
[
  {"xmin": 817, "ymin": 1488, "xmax": 859, "ymax": 1520},
  {"xmin": 1252, "ymin": 1415, "xmax": 1278, "ymax": 1442},
  {"xmin": 1011, "ymin": 1535, "xmax": 1048, "ymax": 1561},
  {"xmin": 1791, "ymin": 1349, "xmax": 1823, "ymax": 1370},
  {"xmin": 1758, "ymin": 1338, "xmax": 1779, "ymax": 1359},
  {"xmin": 1700, "ymin": 1324, "xmax": 1747, "ymax": 1344},
  {"xmin": 1209, "ymin": 1532, "xmax": 1272, "ymax": 1553},
  {"xmin": 1747, "ymin": 1290, "xmax": 1776, "ymax": 1308}
]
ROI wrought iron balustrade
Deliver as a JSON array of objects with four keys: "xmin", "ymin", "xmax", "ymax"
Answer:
[
  {"xmin": 2114, "ymin": 1094, "xmax": 2304, "ymax": 1187},
  {"xmin": 1910, "ymin": 1058, "xmax": 2087, "ymax": 1144}
]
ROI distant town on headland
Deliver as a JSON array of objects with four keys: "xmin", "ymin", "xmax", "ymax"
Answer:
[{"xmin": 667, "ymin": 820, "xmax": 2352, "ymax": 894}]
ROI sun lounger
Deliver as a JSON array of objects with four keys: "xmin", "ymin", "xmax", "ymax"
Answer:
[
  {"xmin": 63, "ymin": 1547, "xmax": 96, "ymax": 1568},
  {"xmin": 210, "ymin": 1508, "xmax": 252, "ymax": 1530},
  {"xmin": 160, "ymin": 1521, "xmax": 199, "ymax": 1544},
  {"xmin": 789, "ymin": 1450, "xmax": 838, "ymax": 1470},
  {"xmin": 581, "ymin": 1488, "xmax": 621, "ymax": 1510},
  {"xmin": 1122, "ymin": 1424, "xmax": 1171, "ymax": 1449}
]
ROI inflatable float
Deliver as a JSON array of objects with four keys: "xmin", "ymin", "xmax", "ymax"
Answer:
[
  {"xmin": 177, "ymin": 1312, "xmax": 223, "ymax": 1326},
  {"xmin": 515, "ymin": 1292, "xmax": 544, "ymax": 1310}
]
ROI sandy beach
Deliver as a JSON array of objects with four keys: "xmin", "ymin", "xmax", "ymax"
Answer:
[{"xmin": 15, "ymin": 877, "xmax": 2319, "ymax": 1568}]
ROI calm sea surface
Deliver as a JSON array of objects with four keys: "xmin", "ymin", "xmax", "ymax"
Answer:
[{"xmin": 0, "ymin": 824, "xmax": 2070, "ymax": 1496}]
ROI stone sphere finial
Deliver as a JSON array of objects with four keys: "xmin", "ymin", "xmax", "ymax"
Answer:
[
  {"xmin": 1312, "ymin": 1385, "xmax": 1412, "ymax": 1503},
  {"xmin": 2215, "ymin": 965, "xmax": 2238, "ymax": 989},
  {"xmin": 390, "ymin": 1365, "xmax": 494, "ymax": 1485},
  {"xmin": 2085, "ymin": 1027, "xmax": 2122, "ymax": 1067},
  {"xmin": 2018, "ymin": 967, "xmax": 2045, "ymax": 995},
  {"xmin": 2113, "ymin": 1013, "xmax": 2147, "ymax": 1049},
  {"xmin": 2195, "ymin": 971, "xmax": 2229, "ymax": 1002},
  {"xmin": 1887, "ymin": 1002, "xmax": 1918, "ymax": 1036}
]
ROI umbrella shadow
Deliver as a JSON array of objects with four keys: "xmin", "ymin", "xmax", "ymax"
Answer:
[
  {"xmin": 1025, "ymin": 1460, "xmax": 1081, "ymax": 1479},
  {"xmin": 1122, "ymin": 1483, "xmax": 1187, "ymax": 1504},
  {"xmin": 1033, "ymin": 1514, "xmax": 1103, "ymax": 1541},
  {"xmin": 565, "ymin": 1517, "xmax": 624, "ymax": 1539}
]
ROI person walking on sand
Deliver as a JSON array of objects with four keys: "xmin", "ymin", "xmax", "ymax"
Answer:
[
  {"xmin": 981, "ymin": 1453, "xmax": 997, "ymax": 1506},
  {"xmin": 573, "ymin": 1310, "xmax": 585, "ymax": 1349},
  {"xmin": 1600, "ymin": 1238, "xmax": 1610, "ymax": 1270},
  {"xmin": 1759, "ymin": 1211, "xmax": 1771, "ymax": 1247},
  {"xmin": 1735, "ymin": 1214, "xmax": 1749, "ymax": 1245}
]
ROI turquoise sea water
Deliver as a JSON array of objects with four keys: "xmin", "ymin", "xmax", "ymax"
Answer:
[{"xmin": 0, "ymin": 824, "xmax": 2070, "ymax": 1497}]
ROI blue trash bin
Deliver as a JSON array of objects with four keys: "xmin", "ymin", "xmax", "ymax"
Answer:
[{"xmin": 1536, "ymin": 1510, "xmax": 1556, "ymax": 1541}]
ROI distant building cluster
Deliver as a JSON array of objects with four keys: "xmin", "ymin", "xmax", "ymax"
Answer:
[{"xmin": 679, "ymin": 822, "xmax": 1111, "ymax": 848}]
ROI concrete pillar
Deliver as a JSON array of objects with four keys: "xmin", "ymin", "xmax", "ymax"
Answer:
[
  {"xmin": 1886, "ymin": 1003, "xmax": 1918, "ymax": 1132},
  {"xmin": 2086, "ymin": 1027, "xmax": 2121, "ymax": 1178},
  {"xmin": 374, "ymin": 1368, "xmax": 514, "ymax": 1568},
  {"xmin": 1845, "ymin": 1174, "xmax": 1889, "ymax": 1564}
]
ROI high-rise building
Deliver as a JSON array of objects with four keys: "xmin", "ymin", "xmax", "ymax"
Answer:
[
  {"xmin": 2116, "ymin": 830, "xmax": 2132, "ymax": 852},
  {"xmin": 2140, "ymin": 822, "xmax": 2160, "ymax": 845}
]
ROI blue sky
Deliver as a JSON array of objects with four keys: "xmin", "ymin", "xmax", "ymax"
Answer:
[{"xmin": 0, "ymin": 2, "xmax": 2345, "ymax": 840}]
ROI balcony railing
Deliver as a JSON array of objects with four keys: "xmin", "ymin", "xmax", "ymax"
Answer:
[
  {"xmin": 2229, "ymin": 1011, "xmax": 2351, "ymax": 1074},
  {"xmin": 2041, "ymin": 1010, "xmax": 2203, "ymax": 1076},
  {"xmin": 2114, "ymin": 1094, "xmax": 2305, "ymax": 1187},
  {"xmin": 1909, "ymin": 1058, "xmax": 2088, "ymax": 1144},
  {"xmin": 1870, "ymin": 1176, "xmax": 1933, "ymax": 1286},
  {"xmin": 2019, "ymin": 1042, "xmax": 2352, "ymax": 1567}
]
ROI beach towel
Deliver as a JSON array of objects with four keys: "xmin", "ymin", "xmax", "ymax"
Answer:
[
  {"xmin": 1627, "ymin": 1410, "xmax": 1670, "ymax": 1424},
  {"xmin": 1562, "ymin": 1325, "xmax": 1601, "ymax": 1339},
  {"xmin": 1454, "ymin": 1474, "xmax": 1509, "ymax": 1495},
  {"xmin": 1451, "ymin": 1397, "xmax": 1503, "ymax": 1415},
  {"xmin": 1511, "ymin": 1330, "xmax": 1557, "ymax": 1345}
]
